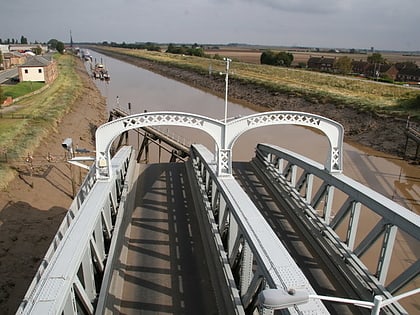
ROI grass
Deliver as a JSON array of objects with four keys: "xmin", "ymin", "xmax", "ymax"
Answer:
[
  {"xmin": 0, "ymin": 54, "xmax": 83, "ymax": 189},
  {"xmin": 1, "ymin": 81, "xmax": 45, "ymax": 100},
  {"xmin": 96, "ymin": 46, "xmax": 420, "ymax": 120}
]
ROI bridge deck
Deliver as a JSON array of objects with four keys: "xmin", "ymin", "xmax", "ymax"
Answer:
[
  {"xmin": 232, "ymin": 161, "xmax": 366, "ymax": 314},
  {"xmin": 106, "ymin": 161, "xmax": 369, "ymax": 315},
  {"xmin": 105, "ymin": 163, "xmax": 217, "ymax": 315}
]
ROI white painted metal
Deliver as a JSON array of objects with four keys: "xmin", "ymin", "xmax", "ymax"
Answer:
[
  {"xmin": 254, "ymin": 143, "xmax": 420, "ymax": 314},
  {"xmin": 17, "ymin": 147, "xmax": 135, "ymax": 315},
  {"xmin": 20, "ymin": 110, "xmax": 413, "ymax": 314},
  {"xmin": 188, "ymin": 144, "xmax": 329, "ymax": 314},
  {"xmin": 95, "ymin": 111, "xmax": 344, "ymax": 180}
]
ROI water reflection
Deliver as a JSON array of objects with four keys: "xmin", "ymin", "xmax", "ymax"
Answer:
[{"xmin": 87, "ymin": 50, "xmax": 419, "ymax": 213}]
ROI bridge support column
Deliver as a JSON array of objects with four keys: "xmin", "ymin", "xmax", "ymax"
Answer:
[{"xmin": 218, "ymin": 149, "xmax": 232, "ymax": 176}]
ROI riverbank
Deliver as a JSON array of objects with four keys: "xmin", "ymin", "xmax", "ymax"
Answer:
[
  {"xmin": 0, "ymin": 57, "xmax": 107, "ymax": 314},
  {"xmin": 93, "ymin": 47, "xmax": 419, "ymax": 161}
]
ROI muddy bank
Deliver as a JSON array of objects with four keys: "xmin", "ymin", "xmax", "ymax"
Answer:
[
  {"xmin": 0, "ymin": 57, "xmax": 107, "ymax": 314},
  {"xmin": 94, "ymin": 48, "xmax": 418, "ymax": 160}
]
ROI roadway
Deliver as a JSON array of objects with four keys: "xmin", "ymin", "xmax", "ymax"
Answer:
[
  {"xmin": 0, "ymin": 68, "xmax": 18, "ymax": 83},
  {"xmin": 105, "ymin": 162, "xmax": 218, "ymax": 315}
]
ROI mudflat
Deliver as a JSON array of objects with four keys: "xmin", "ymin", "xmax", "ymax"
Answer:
[{"xmin": 0, "ymin": 57, "xmax": 107, "ymax": 314}]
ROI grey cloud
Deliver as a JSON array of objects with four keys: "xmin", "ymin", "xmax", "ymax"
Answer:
[{"xmin": 239, "ymin": 0, "xmax": 346, "ymax": 14}]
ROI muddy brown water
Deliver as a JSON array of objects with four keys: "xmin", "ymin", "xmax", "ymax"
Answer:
[{"xmin": 88, "ymin": 51, "xmax": 419, "ymax": 312}]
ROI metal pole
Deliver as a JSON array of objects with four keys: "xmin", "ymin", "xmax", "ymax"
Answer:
[
  {"xmin": 224, "ymin": 58, "xmax": 231, "ymax": 124},
  {"xmin": 371, "ymin": 296, "xmax": 383, "ymax": 315}
]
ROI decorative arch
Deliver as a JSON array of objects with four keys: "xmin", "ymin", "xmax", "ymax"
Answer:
[
  {"xmin": 95, "ymin": 111, "xmax": 344, "ymax": 180},
  {"xmin": 225, "ymin": 111, "xmax": 344, "ymax": 173},
  {"xmin": 95, "ymin": 112, "xmax": 224, "ymax": 179}
]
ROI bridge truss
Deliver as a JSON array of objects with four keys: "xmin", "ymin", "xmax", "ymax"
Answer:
[{"xmin": 16, "ymin": 111, "xmax": 418, "ymax": 315}]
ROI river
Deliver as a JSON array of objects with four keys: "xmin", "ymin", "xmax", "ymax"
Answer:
[
  {"xmin": 85, "ymin": 49, "xmax": 420, "ymax": 313},
  {"xmin": 87, "ymin": 51, "xmax": 419, "ymax": 214}
]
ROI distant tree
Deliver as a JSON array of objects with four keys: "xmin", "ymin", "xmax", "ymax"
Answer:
[
  {"xmin": 166, "ymin": 43, "xmax": 203, "ymax": 57},
  {"xmin": 367, "ymin": 52, "xmax": 385, "ymax": 64},
  {"xmin": 56, "ymin": 41, "xmax": 65, "ymax": 54},
  {"xmin": 260, "ymin": 50, "xmax": 293, "ymax": 67},
  {"xmin": 212, "ymin": 53, "xmax": 223, "ymax": 60},
  {"xmin": 32, "ymin": 46, "xmax": 42, "ymax": 55},
  {"xmin": 278, "ymin": 51, "xmax": 293, "ymax": 66},
  {"xmin": 20, "ymin": 35, "xmax": 28, "ymax": 44},
  {"xmin": 335, "ymin": 56, "xmax": 353, "ymax": 74},
  {"xmin": 260, "ymin": 50, "xmax": 277, "ymax": 65},
  {"xmin": 48, "ymin": 39, "xmax": 59, "ymax": 50}
]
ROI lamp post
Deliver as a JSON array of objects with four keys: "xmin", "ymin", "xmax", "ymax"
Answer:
[
  {"xmin": 222, "ymin": 57, "xmax": 231, "ymax": 124},
  {"xmin": 259, "ymin": 287, "xmax": 420, "ymax": 314}
]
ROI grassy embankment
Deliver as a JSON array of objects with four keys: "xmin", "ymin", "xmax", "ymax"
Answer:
[
  {"xmin": 97, "ymin": 46, "xmax": 420, "ymax": 120},
  {"xmin": 0, "ymin": 54, "xmax": 83, "ymax": 189}
]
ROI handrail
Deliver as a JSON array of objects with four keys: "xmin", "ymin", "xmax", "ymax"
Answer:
[
  {"xmin": 254, "ymin": 143, "xmax": 420, "ymax": 314},
  {"xmin": 16, "ymin": 146, "xmax": 134, "ymax": 315},
  {"xmin": 187, "ymin": 144, "xmax": 329, "ymax": 314}
]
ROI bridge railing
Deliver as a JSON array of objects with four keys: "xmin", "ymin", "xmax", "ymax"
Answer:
[
  {"xmin": 15, "ymin": 159, "xmax": 97, "ymax": 311},
  {"xmin": 187, "ymin": 144, "xmax": 329, "ymax": 315},
  {"xmin": 16, "ymin": 146, "xmax": 135, "ymax": 315},
  {"xmin": 253, "ymin": 143, "xmax": 420, "ymax": 314}
]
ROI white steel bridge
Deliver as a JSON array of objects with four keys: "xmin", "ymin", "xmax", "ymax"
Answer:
[{"xmin": 16, "ymin": 111, "xmax": 419, "ymax": 315}]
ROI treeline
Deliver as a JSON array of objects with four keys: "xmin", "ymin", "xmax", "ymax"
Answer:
[
  {"xmin": 260, "ymin": 50, "xmax": 294, "ymax": 67},
  {"xmin": 166, "ymin": 43, "xmax": 205, "ymax": 57},
  {"xmin": 102, "ymin": 41, "xmax": 206, "ymax": 57},
  {"xmin": 102, "ymin": 41, "xmax": 161, "ymax": 51},
  {"xmin": 0, "ymin": 36, "xmax": 30, "ymax": 45}
]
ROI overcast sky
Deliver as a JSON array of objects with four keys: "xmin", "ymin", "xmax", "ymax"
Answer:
[{"xmin": 1, "ymin": 0, "xmax": 419, "ymax": 51}]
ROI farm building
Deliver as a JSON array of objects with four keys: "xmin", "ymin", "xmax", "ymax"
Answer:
[
  {"xmin": 307, "ymin": 56, "xmax": 336, "ymax": 71},
  {"xmin": 397, "ymin": 68, "xmax": 420, "ymax": 82},
  {"xmin": 1, "ymin": 52, "xmax": 26, "ymax": 70},
  {"xmin": 18, "ymin": 55, "xmax": 58, "ymax": 83}
]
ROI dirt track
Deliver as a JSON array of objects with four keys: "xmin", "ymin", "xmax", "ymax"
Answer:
[{"xmin": 94, "ymin": 48, "xmax": 418, "ymax": 160}]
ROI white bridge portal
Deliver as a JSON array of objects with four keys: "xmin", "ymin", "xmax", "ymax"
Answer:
[{"xmin": 95, "ymin": 111, "xmax": 344, "ymax": 179}]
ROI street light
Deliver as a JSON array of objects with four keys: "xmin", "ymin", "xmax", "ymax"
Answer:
[
  {"xmin": 259, "ymin": 287, "xmax": 420, "ymax": 315},
  {"xmin": 221, "ymin": 57, "xmax": 232, "ymax": 124}
]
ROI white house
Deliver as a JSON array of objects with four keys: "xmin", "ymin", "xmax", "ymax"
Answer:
[
  {"xmin": 18, "ymin": 55, "xmax": 58, "ymax": 84},
  {"xmin": 0, "ymin": 44, "xmax": 9, "ymax": 54}
]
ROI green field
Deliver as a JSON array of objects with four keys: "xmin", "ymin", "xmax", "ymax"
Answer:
[
  {"xmin": 1, "ymin": 81, "xmax": 45, "ymax": 101},
  {"xmin": 97, "ymin": 46, "xmax": 420, "ymax": 120},
  {"xmin": 0, "ymin": 54, "xmax": 83, "ymax": 189}
]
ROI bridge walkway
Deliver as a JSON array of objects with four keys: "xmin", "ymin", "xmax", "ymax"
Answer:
[{"xmin": 105, "ymin": 162, "xmax": 218, "ymax": 315}]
